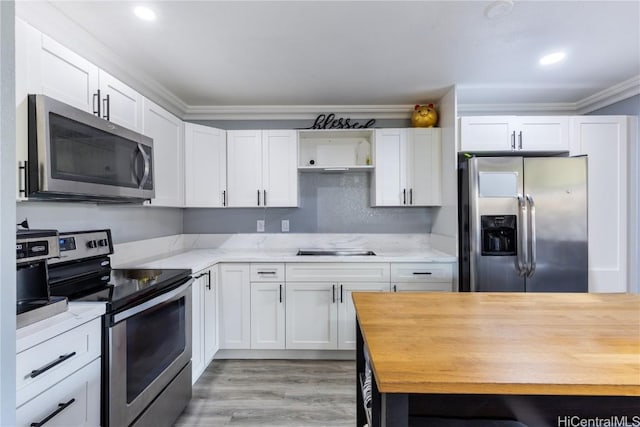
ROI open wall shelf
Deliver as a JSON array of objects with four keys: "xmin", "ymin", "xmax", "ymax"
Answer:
[{"xmin": 298, "ymin": 129, "xmax": 374, "ymax": 171}]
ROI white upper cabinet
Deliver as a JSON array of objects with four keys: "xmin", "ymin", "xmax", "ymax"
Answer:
[
  {"xmin": 373, "ymin": 128, "xmax": 442, "ymax": 206},
  {"xmin": 142, "ymin": 98, "xmax": 185, "ymax": 207},
  {"xmin": 33, "ymin": 32, "xmax": 99, "ymax": 113},
  {"xmin": 98, "ymin": 70, "xmax": 143, "ymax": 132},
  {"xmin": 17, "ymin": 20, "xmax": 142, "ymax": 131},
  {"xmin": 459, "ymin": 116, "xmax": 569, "ymax": 152},
  {"xmin": 184, "ymin": 123, "xmax": 227, "ymax": 207},
  {"xmin": 227, "ymin": 130, "xmax": 298, "ymax": 207},
  {"xmin": 262, "ymin": 130, "xmax": 298, "ymax": 207},
  {"xmin": 227, "ymin": 130, "xmax": 263, "ymax": 207},
  {"xmin": 569, "ymin": 116, "xmax": 635, "ymax": 293}
]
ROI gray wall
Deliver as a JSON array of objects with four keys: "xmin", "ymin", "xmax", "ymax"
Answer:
[
  {"xmin": 16, "ymin": 203, "xmax": 183, "ymax": 244},
  {"xmin": 191, "ymin": 118, "xmax": 410, "ymax": 130},
  {"xmin": 588, "ymin": 94, "xmax": 639, "ymax": 293},
  {"xmin": 184, "ymin": 172, "xmax": 433, "ymax": 234}
]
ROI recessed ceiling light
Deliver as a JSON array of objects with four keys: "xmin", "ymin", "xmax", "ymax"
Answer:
[
  {"xmin": 484, "ymin": 0, "xmax": 514, "ymax": 19},
  {"xmin": 134, "ymin": 6, "xmax": 156, "ymax": 22},
  {"xmin": 539, "ymin": 51, "xmax": 566, "ymax": 66}
]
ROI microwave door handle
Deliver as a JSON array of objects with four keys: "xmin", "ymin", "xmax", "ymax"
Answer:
[
  {"xmin": 526, "ymin": 194, "xmax": 537, "ymax": 277},
  {"xmin": 137, "ymin": 143, "xmax": 151, "ymax": 189}
]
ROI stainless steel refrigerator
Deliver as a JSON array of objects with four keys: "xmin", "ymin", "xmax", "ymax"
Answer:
[{"xmin": 459, "ymin": 156, "xmax": 588, "ymax": 292}]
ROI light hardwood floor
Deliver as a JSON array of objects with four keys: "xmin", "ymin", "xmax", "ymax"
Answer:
[{"xmin": 175, "ymin": 359, "xmax": 356, "ymax": 426}]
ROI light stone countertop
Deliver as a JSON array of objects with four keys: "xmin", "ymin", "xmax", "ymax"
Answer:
[{"xmin": 122, "ymin": 247, "xmax": 456, "ymax": 274}]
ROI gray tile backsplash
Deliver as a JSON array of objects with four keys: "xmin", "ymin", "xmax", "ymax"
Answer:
[{"xmin": 183, "ymin": 172, "xmax": 432, "ymax": 234}]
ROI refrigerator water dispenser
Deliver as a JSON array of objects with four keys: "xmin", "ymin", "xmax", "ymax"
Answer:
[{"xmin": 481, "ymin": 215, "xmax": 517, "ymax": 256}]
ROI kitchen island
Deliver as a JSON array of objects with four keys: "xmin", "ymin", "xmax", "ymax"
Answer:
[{"xmin": 353, "ymin": 292, "xmax": 640, "ymax": 427}]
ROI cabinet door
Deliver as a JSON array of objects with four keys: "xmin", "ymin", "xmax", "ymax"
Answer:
[
  {"xmin": 185, "ymin": 123, "xmax": 227, "ymax": 207},
  {"xmin": 408, "ymin": 128, "xmax": 442, "ymax": 206},
  {"xmin": 373, "ymin": 129, "xmax": 407, "ymax": 206},
  {"xmin": 285, "ymin": 282, "xmax": 337, "ymax": 350},
  {"xmin": 337, "ymin": 282, "xmax": 389, "ymax": 350},
  {"xmin": 516, "ymin": 116, "xmax": 569, "ymax": 151},
  {"xmin": 16, "ymin": 358, "xmax": 101, "ymax": 427},
  {"xmin": 250, "ymin": 282, "xmax": 285, "ymax": 349},
  {"xmin": 142, "ymin": 98, "xmax": 184, "ymax": 207},
  {"xmin": 262, "ymin": 130, "xmax": 298, "ymax": 207},
  {"xmin": 204, "ymin": 266, "xmax": 218, "ymax": 363},
  {"xmin": 459, "ymin": 116, "xmax": 514, "ymax": 152},
  {"xmin": 227, "ymin": 130, "xmax": 263, "ymax": 207},
  {"xmin": 191, "ymin": 275, "xmax": 204, "ymax": 384},
  {"xmin": 219, "ymin": 264, "xmax": 251, "ymax": 349},
  {"xmin": 569, "ymin": 116, "xmax": 630, "ymax": 293},
  {"xmin": 98, "ymin": 70, "xmax": 143, "ymax": 132},
  {"xmin": 35, "ymin": 33, "xmax": 99, "ymax": 114}
]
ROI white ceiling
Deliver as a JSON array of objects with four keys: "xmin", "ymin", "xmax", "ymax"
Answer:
[{"xmin": 18, "ymin": 1, "xmax": 640, "ymax": 117}]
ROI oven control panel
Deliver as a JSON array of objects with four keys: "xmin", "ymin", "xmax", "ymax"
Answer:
[{"xmin": 49, "ymin": 230, "xmax": 113, "ymax": 265}]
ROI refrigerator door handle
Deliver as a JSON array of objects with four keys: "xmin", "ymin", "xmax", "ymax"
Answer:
[
  {"xmin": 526, "ymin": 194, "xmax": 537, "ymax": 278},
  {"xmin": 517, "ymin": 195, "xmax": 529, "ymax": 276}
]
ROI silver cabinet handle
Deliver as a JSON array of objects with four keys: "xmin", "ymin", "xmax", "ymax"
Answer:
[
  {"xmin": 409, "ymin": 188, "xmax": 413, "ymax": 205},
  {"xmin": 516, "ymin": 195, "xmax": 528, "ymax": 276},
  {"xmin": 340, "ymin": 284, "xmax": 343, "ymax": 303},
  {"xmin": 263, "ymin": 190, "xmax": 267, "ymax": 206},
  {"xmin": 511, "ymin": 131, "xmax": 516, "ymax": 150},
  {"xmin": 92, "ymin": 90, "xmax": 101, "ymax": 116},
  {"xmin": 526, "ymin": 194, "xmax": 537, "ymax": 278},
  {"xmin": 258, "ymin": 271, "xmax": 277, "ymax": 275},
  {"xmin": 403, "ymin": 188, "xmax": 406, "ymax": 205},
  {"xmin": 279, "ymin": 284, "xmax": 283, "ymax": 303},
  {"xmin": 257, "ymin": 189, "xmax": 260, "ymax": 206},
  {"xmin": 332, "ymin": 284, "xmax": 336, "ymax": 303},
  {"xmin": 518, "ymin": 131, "xmax": 523, "ymax": 150},
  {"xmin": 103, "ymin": 94, "xmax": 110, "ymax": 120},
  {"xmin": 222, "ymin": 190, "xmax": 226, "ymax": 206}
]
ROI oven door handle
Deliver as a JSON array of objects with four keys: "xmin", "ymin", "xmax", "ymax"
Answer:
[{"xmin": 113, "ymin": 279, "xmax": 193, "ymax": 324}]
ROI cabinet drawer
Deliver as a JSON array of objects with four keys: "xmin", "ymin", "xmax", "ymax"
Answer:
[
  {"xmin": 393, "ymin": 282, "xmax": 452, "ymax": 292},
  {"xmin": 16, "ymin": 357, "xmax": 101, "ymax": 427},
  {"xmin": 251, "ymin": 263, "xmax": 285, "ymax": 282},
  {"xmin": 286, "ymin": 263, "xmax": 390, "ymax": 282},
  {"xmin": 391, "ymin": 263, "xmax": 452, "ymax": 283},
  {"xmin": 16, "ymin": 318, "xmax": 101, "ymax": 406}
]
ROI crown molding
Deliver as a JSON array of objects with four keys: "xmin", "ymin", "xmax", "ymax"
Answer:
[
  {"xmin": 182, "ymin": 105, "xmax": 416, "ymax": 121},
  {"xmin": 575, "ymin": 75, "xmax": 640, "ymax": 114},
  {"xmin": 457, "ymin": 102, "xmax": 577, "ymax": 116}
]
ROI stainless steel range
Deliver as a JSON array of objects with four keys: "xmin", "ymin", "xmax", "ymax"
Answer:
[{"xmin": 48, "ymin": 229, "xmax": 193, "ymax": 427}]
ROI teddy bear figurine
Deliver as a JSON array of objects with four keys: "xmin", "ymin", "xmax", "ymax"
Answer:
[{"xmin": 411, "ymin": 104, "xmax": 438, "ymax": 128}]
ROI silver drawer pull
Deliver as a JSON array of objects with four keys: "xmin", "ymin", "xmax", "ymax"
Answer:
[
  {"xmin": 412, "ymin": 272, "xmax": 433, "ymax": 275},
  {"xmin": 258, "ymin": 271, "xmax": 277, "ymax": 275},
  {"xmin": 30, "ymin": 352, "xmax": 77, "ymax": 378}
]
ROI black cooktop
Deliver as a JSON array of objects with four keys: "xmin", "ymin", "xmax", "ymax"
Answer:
[{"xmin": 54, "ymin": 268, "xmax": 192, "ymax": 312}]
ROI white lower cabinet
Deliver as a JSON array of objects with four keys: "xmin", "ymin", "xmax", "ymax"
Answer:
[
  {"xmin": 16, "ymin": 358, "xmax": 101, "ymax": 427},
  {"xmin": 337, "ymin": 282, "xmax": 389, "ymax": 350},
  {"xmin": 219, "ymin": 264, "xmax": 251, "ymax": 349},
  {"xmin": 250, "ymin": 282, "xmax": 286, "ymax": 349},
  {"xmin": 16, "ymin": 315, "xmax": 102, "ymax": 427},
  {"xmin": 285, "ymin": 282, "xmax": 338, "ymax": 350},
  {"xmin": 192, "ymin": 265, "xmax": 219, "ymax": 383}
]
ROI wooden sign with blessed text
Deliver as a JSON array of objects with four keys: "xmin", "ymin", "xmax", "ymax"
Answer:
[{"xmin": 304, "ymin": 113, "xmax": 376, "ymax": 129}]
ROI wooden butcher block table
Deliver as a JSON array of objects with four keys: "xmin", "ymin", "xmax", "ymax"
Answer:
[{"xmin": 353, "ymin": 292, "xmax": 640, "ymax": 427}]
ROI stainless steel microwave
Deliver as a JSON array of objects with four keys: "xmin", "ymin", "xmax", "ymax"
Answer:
[{"xmin": 26, "ymin": 94, "xmax": 154, "ymax": 202}]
